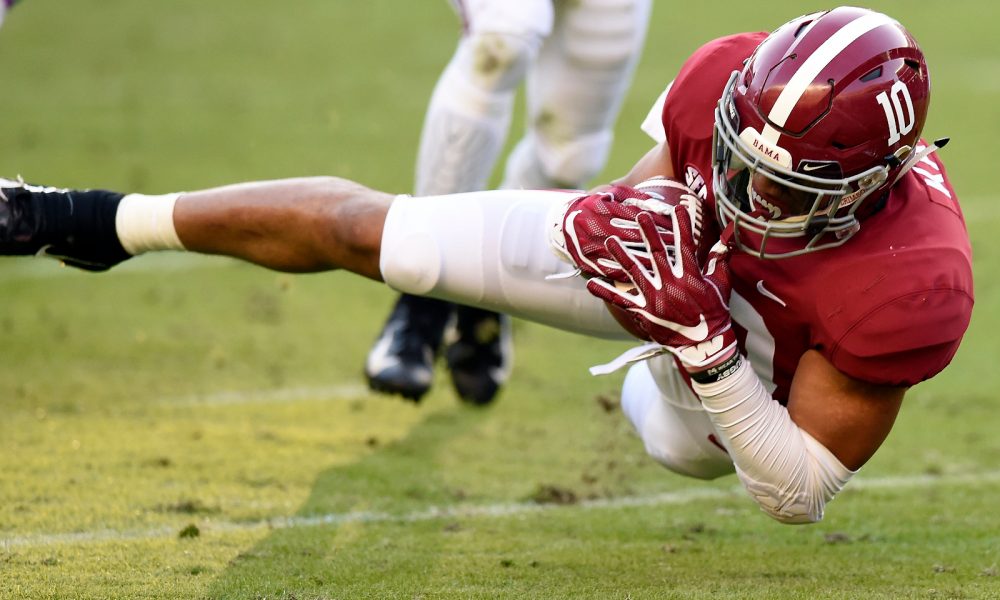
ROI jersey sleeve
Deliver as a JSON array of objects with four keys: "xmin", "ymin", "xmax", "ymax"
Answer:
[
  {"xmin": 827, "ymin": 283, "xmax": 973, "ymax": 386},
  {"xmin": 815, "ymin": 157, "xmax": 974, "ymax": 387}
]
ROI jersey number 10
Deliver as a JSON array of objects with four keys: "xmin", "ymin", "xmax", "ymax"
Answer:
[{"xmin": 875, "ymin": 81, "xmax": 915, "ymax": 146}]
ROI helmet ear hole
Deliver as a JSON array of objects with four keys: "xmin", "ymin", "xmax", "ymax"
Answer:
[{"xmin": 860, "ymin": 67, "xmax": 882, "ymax": 82}]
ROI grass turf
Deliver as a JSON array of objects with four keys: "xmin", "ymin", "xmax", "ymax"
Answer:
[{"xmin": 2, "ymin": 0, "xmax": 1000, "ymax": 598}]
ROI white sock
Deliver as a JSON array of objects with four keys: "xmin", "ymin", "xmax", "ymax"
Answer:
[{"xmin": 115, "ymin": 193, "xmax": 186, "ymax": 255}]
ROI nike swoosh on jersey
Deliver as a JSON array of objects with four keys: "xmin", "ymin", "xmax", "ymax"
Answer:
[{"xmin": 756, "ymin": 280, "xmax": 787, "ymax": 307}]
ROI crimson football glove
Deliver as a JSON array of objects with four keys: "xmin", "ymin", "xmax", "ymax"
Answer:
[
  {"xmin": 557, "ymin": 178, "xmax": 702, "ymax": 282},
  {"xmin": 586, "ymin": 207, "xmax": 737, "ymax": 372}
]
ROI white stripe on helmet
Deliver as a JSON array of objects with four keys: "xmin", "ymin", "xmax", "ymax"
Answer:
[{"xmin": 760, "ymin": 12, "xmax": 900, "ymax": 145}]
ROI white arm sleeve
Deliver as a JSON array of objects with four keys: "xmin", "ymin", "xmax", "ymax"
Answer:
[
  {"xmin": 693, "ymin": 359, "xmax": 855, "ymax": 524},
  {"xmin": 379, "ymin": 190, "xmax": 633, "ymax": 340}
]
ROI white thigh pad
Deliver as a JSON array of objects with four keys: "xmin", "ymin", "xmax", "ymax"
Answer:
[{"xmin": 380, "ymin": 190, "xmax": 631, "ymax": 340}]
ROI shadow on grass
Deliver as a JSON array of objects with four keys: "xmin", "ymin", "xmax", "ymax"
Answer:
[{"xmin": 204, "ymin": 403, "xmax": 492, "ymax": 599}]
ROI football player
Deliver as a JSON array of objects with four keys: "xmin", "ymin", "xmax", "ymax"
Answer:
[
  {"xmin": 0, "ymin": 7, "xmax": 973, "ymax": 523},
  {"xmin": 366, "ymin": 0, "xmax": 652, "ymax": 406}
]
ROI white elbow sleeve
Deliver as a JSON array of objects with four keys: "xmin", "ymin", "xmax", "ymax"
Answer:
[
  {"xmin": 379, "ymin": 190, "xmax": 633, "ymax": 340},
  {"xmin": 693, "ymin": 360, "xmax": 855, "ymax": 524}
]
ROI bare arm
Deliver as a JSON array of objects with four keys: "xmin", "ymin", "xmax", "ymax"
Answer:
[
  {"xmin": 788, "ymin": 349, "xmax": 905, "ymax": 471},
  {"xmin": 579, "ymin": 142, "xmax": 676, "ymax": 195},
  {"xmin": 612, "ymin": 142, "xmax": 675, "ymax": 186},
  {"xmin": 173, "ymin": 176, "xmax": 394, "ymax": 280}
]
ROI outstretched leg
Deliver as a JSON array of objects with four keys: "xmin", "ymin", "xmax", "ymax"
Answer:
[
  {"xmin": 173, "ymin": 177, "xmax": 392, "ymax": 278},
  {"xmin": 1, "ymin": 176, "xmax": 392, "ymax": 278},
  {"xmin": 2, "ymin": 177, "xmax": 632, "ymax": 339}
]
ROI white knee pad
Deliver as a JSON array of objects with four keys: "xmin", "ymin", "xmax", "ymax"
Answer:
[
  {"xmin": 416, "ymin": 30, "xmax": 542, "ymax": 196},
  {"xmin": 379, "ymin": 190, "xmax": 632, "ymax": 340},
  {"xmin": 620, "ymin": 360, "xmax": 734, "ymax": 480},
  {"xmin": 500, "ymin": 0, "xmax": 652, "ymax": 189},
  {"xmin": 453, "ymin": 30, "xmax": 540, "ymax": 97},
  {"xmin": 503, "ymin": 129, "xmax": 613, "ymax": 190}
]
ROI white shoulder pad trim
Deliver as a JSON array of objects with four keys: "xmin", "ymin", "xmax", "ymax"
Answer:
[{"xmin": 640, "ymin": 81, "xmax": 673, "ymax": 143}]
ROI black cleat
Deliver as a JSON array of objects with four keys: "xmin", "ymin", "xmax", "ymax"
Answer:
[
  {"xmin": 0, "ymin": 177, "xmax": 129, "ymax": 271},
  {"xmin": 364, "ymin": 294, "xmax": 453, "ymax": 402},
  {"xmin": 445, "ymin": 307, "xmax": 512, "ymax": 406}
]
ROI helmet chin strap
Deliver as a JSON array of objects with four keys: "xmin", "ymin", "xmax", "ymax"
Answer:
[{"xmin": 890, "ymin": 137, "xmax": 950, "ymax": 187}]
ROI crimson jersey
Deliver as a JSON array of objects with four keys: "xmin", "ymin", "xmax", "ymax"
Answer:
[{"xmin": 657, "ymin": 33, "xmax": 974, "ymax": 401}]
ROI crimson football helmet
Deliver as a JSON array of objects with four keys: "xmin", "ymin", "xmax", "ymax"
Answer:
[{"xmin": 713, "ymin": 7, "xmax": 935, "ymax": 258}]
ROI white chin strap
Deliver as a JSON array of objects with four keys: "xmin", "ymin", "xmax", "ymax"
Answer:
[{"xmin": 891, "ymin": 138, "xmax": 949, "ymax": 187}]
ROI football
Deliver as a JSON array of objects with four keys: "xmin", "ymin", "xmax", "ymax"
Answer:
[
  {"xmin": 631, "ymin": 177, "xmax": 704, "ymax": 257},
  {"xmin": 600, "ymin": 177, "xmax": 704, "ymax": 341}
]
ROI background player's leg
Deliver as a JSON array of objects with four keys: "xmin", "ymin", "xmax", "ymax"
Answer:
[
  {"xmin": 366, "ymin": 0, "xmax": 555, "ymax": 404},
  {"xmin": 439, "ymin": 0, "xmax": 652, "ymax": 404},
  {"xmin": 500, "ymin": 0, "xmax": 651, "ymax": 190}
]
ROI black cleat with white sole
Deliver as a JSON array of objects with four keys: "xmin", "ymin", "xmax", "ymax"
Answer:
[{"xmin": 365, "ymin": 294, "xmax": 453, "ymax": 402}]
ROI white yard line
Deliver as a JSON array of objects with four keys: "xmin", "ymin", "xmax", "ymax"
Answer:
[
  {"xmin": 4, "ymin": 470, "xmax": 1000, "ymax": 550},
  {"xmin": 159, "ymin": 383, "xmax": 371, "ymax": 407}
]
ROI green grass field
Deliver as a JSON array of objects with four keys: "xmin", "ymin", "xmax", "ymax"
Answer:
[{"xmin": 2, "ymin": 1, "xmax": 999, "ymax": 598}]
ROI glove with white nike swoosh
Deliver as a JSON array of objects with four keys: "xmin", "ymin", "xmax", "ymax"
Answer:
[
  {"xmin": 558, "ymin": 178, "xmax": 702, "ymax": 281},
  {"xmin": 586, "ymin": 207, "xmax": 738, "ymax": 373}
]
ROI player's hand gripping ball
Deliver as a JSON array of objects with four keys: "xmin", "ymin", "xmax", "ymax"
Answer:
[
  {"xmin": 559, "ymin": 178, "xmax": 706, "ymax": 339},
  {"xmin": 589, "ymin": 208, "xmax": 735, "ymax": 371},
  {"xmin": 561, "ymin": 178, "xmax": 704, "ymax": 282}
]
